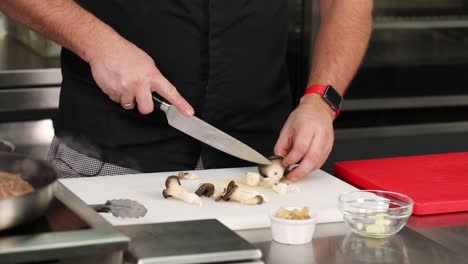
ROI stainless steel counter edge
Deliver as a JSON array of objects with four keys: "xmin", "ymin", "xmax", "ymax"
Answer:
[
  {"xmin": 0, "ymin": 68, "xmax": 61, "ymax": 88},
  {"xmin": 0, "ymin": 182, "xmax": 130, "ymax": 262}
]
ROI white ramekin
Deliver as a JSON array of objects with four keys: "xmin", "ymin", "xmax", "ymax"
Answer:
[{"xmin": 269, "ymin": 207, "xmax": 320, "ymax": 245}]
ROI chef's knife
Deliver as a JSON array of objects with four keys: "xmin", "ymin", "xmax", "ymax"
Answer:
[{"xmin": 152, "ymin": 95, "xmax": 271, "ymax": 165}]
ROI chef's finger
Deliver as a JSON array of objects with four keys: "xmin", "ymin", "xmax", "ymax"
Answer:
[
  {"xmin": 286, "ymin": 150, "xmax": 316, "ymax": 181},
  {"xmin": 151, "ymin": 75, "xmax": 194, "ymax": 117},
  {"xmin": 120, "ymin": 93, "xmax": 136, "ymax": 110},
  {"xmin": 310, "ymin": 129, "xmax": 334, "ymax": 171},
  {"xmin": 282, "ymin": 130, "xmax": 313, "ymax": 167},
  {"xmin": 135, "ymin": 82, "xmax": 154, "ymax": 114},
  {"xmin": 288, "ymin": 130, "xmax": 332, "ymax": 181},
  {"xmin": 108, "ymin": 92, "xmax": 121, "ymax": 103},
  {"xmin": 274, "ymin": 128, "xmax": 292, "ymax": 157}
]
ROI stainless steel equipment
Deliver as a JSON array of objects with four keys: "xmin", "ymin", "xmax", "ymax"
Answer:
[
  {"xmin": 117, "ymin": 219, "xmax": 263, "ymax": 264},
  {"xmin": 0, "ymin": 152, "xmax": 56, "ymax": 231},
  {"xmin": 0, "ymin": 182, "xmax": 129, "ymax": 264}
]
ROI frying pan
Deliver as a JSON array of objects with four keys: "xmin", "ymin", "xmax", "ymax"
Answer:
[{"xmin": 0, "ymin": 152, "xmax": 57, "ymax": 231}]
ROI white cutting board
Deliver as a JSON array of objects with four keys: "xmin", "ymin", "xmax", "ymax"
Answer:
[{"xmin": 60, "ymin": 167, "xmax": 357, "ymax": 230}]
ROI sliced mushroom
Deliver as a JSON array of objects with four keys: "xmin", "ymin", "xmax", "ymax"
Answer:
[
  {"xmin": 177, "ymin": 171, "xmax": 199, "ymax": 180},
  {"xmin": 195, "ymin": 183, "xmax": 215, "ymax": 197},
  {"xmin": 245, "ymin": 172, "xmax": 261, "ymax": 187},
  {"xmin": 216, "ymin": 181, "xmax": 265, "ymax": 205},
  {"xmin": 162, "ymin": 176, "xmax": 202, "ymax": 206},
  {"xmin": 272, "ymin": 182, "xmax": 298, "ymax": 195},
  {"xmin": 258, "ymin": 155, "xmax": 287, "ymax": 186}
]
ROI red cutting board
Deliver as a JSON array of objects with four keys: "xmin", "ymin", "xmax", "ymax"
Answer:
[{"xmin": 334, "ymin": 152, "xmax": 468, "ymax": 215}]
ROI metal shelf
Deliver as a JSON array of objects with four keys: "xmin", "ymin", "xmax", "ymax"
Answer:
[
  {"xmin": 374, "ymin": 16, "xmax": 468, "ymax": 30},
  {"xmin": 343, "ymin": 95, "xmax": 468, "ymax": 111},
  {"xmin": 0, "ymin": 35, "xmax": 61, "ymax": 88}
]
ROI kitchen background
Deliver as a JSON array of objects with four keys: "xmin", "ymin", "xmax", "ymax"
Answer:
[{"xmin": 1, "ymin": 0, "xmax": 468, "ymax": 173}]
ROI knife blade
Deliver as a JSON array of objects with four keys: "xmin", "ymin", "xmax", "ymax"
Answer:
[{"xmin": 153, "ymin": 95, "xmax": 271, "ymax": 165}]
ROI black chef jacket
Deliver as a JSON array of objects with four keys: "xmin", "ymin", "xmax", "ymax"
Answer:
[{"xmin": 55, "ymin": 0, "xmax": 292, "ymax": 172}]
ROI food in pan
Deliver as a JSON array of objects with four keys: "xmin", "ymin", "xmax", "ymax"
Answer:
[{"xmin": 0, "ymin": 172, "xmax": 34, "ymax": 199}]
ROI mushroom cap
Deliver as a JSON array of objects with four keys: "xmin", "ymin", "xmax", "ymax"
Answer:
[
  {"xmin": 254, "ymin": 195, "xmax": 264, "ymax": 205},
  {"xmin": 215, "ymin": 194, "xmax": 224, "ymax": 202},
  {"xmin": 162, "ymin": 176, "xmax": 181, "ymax": 198},
  {"xmin": 177, "ymin": 172, "xmax": 188, "ymax": 179},
  {"xmin": 162, "ymin": 189, "xmax": 171, "ymax": 198},
  {"xmin": 195, "ymin": 183, "xmax": 215, "ymax": 197},
  {"xmin": 165, "ymin": 175, "xmax": 181, "ymax": 188},
  {"xmin": 258, "ymin": 155, "xmax": 286, "ymax": 178},
  {"xmin": 222, "ymin": 181, "xmax": 238, "ymax": 201}
]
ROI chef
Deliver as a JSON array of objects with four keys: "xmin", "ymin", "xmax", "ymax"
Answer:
[{"xmin": 0, "ymin": 1, "xmax": 372, "ymax": 179}]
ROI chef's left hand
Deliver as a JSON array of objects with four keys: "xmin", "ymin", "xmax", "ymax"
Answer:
[{"xmin": 274, "ymin": 94, "xmax": 335, "ymax": 181}]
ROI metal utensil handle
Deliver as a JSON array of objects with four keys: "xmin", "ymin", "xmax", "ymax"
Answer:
[
  {"xmin": 152, "ymin": 94, "xmax": 170, "ymax": 112},
  {"xmin": 90, "ymin": 204, "xmax": 111, "ymax": 213}
]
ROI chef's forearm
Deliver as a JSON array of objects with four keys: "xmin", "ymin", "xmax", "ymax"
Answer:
[
  {"xmin": 307, "ymin": 0, "xmax": 373, "ymax": 95},
  {"xmin": 0, "ymin": 0, "xmax": 124, "ymax": 62}
]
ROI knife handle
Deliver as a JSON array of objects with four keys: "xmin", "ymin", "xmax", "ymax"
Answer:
[{"xmin": 152, "ymin": 93, "xmax": 170, "ymax": 112}]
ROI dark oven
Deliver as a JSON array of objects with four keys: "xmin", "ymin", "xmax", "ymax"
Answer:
[{"xmin": 286, "ymin": 0, "xmax": 468, "ymax": 172}]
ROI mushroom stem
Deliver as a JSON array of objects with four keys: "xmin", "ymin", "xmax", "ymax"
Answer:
[
  {"xmin": 162, "ymin": 176, "xmax": 202, "ymax": 206},
  {"xmin": 171, "ymin": 191, "xmax": 202, "ymax": 206},
  {"xmin": 239, "ymin": 195, "xmax": 264, "ymax": 205},
  {"xmin": 245, "ymin": 172, "xmax": 261, "ymax": 187}
]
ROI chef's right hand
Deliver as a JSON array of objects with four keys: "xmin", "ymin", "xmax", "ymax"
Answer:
[{"xmin": 87, "ymin": 39, "xmax": 194, "ymax": 116}]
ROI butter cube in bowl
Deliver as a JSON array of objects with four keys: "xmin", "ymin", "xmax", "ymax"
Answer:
[
  {"xmin": 338, "ymin": 190, "xmax": 413, "ymax": 238},
  {"xmin": 270, "ymin": 207, "xmax": 319, "ymax": 245}
]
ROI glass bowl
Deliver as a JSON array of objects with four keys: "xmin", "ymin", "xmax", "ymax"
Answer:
[{"xmin": 338, "ymin": 190, "xmax": 413, "ymax": 238}]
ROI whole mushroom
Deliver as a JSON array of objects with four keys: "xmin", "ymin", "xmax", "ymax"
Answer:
[
  {"xmin": 162, "ymin": 176, "xmax": 202, "ymax": 206},
  {"xmin": 258, "ymin": 155, "xmax": 287, "ymax": 185},
  {"xmin": 216, "ymin": 181, "xmax": 264, "ymax": 205}
]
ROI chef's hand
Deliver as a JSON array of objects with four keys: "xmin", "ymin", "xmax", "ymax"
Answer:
[
  {"xmin": 274, "ymin": 94, "xmax": 335, "ymax": 181},
  {"xmin": 88, "ymin": 39, "xmax": 194, "ymax": 116}
]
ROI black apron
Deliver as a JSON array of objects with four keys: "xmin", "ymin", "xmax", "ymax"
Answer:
[{"xmin": 55, "ymin": 0, "xmax": 292, "ymax": 172}]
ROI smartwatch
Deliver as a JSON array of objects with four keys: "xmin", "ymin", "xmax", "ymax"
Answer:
[{"xmin": 304, "ymin": 84, "xmax": 343, "ymax": 119}]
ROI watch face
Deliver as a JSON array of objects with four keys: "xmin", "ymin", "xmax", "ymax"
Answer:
[{"xmin": 323, "ymin": 85, "xmax": 343, "ymax": 111}]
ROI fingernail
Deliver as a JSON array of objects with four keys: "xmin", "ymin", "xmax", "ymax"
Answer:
[{"xmin": 186, "ymin": 108, "xmax": 194, "ymax": 116}]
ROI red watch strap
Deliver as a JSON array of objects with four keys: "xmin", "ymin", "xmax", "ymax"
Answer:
[
  {"xmin": 304, "ymin": 84, "xmax": 328, "ymax": 96},
  {"xmin": 304, "ymin": 84, "xmax": 340, "ymax": 120}
]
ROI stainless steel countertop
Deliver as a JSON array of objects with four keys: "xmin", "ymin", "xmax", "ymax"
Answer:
[{"xmin": 236, "ymin": 213, "xmax": 468, "ymax": 264}]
